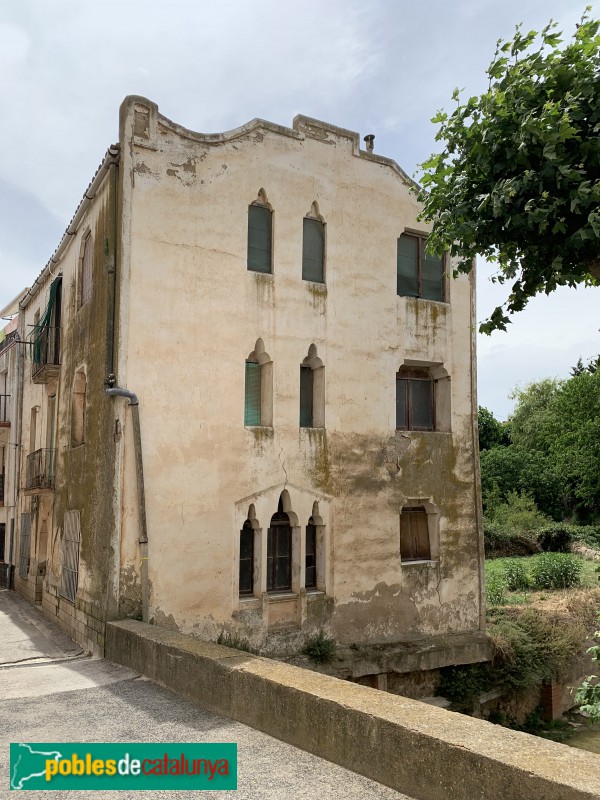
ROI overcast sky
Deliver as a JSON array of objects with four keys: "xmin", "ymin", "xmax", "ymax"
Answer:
[{"xmin": 1, "ymin": 0, "xmax": 598, "ymax": 419}]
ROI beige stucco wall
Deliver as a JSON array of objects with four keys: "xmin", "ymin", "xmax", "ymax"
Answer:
[{"xmin": 114, "ymin": 97, "xmax": 484, "ymax": 653}]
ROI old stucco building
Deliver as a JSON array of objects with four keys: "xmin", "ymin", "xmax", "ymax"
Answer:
[{"xmin": 12, "ymin": 96, "xmax": 488, "ymax": 680}]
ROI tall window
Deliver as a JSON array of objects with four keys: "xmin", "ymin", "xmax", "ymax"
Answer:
[
  {"xmin": 400, "ymin": 506, "xmax": 431, "ymax": 562},
  {"xmin": 239, "ymin": 520, "xmax": 254, "ymax": 595},
  {"xmin": 244, "ymin": 339, "xmax": 273, "ymax": 427},
  {"xmin": 305, "ymin": 517, "xmax": 317, "ymax": 589},
  {"xmin": 79, "ymin": 232, "xmax": 93, "ymax": 308},
  {"xmin": 397, "ymin": 233, "xmax": 444, "ymax": 301},
  {"xmin": 267, "ymin": 496, "xmax": 291, "ymax": 592},
  {"xmin": 72, "ymin": 370, "xmax": 87, "ymax": 447},
  {"xmin": 302, "ymin": 217, "xmax": 325, "ymax": 283},
  {"xmin": 19, "ymin": 513, "xmax": 31, "ymax": 578},
  {"xmin": 396, "ymin": 368, "xmax": 434, "ymax": 431},
  {"xmin": 247, "ymin": 198, "xmax": 272, "ymax": 274},
  {"xmin": 244, "ymin": 361, "xmax": 261, "ymax": 426},
  {"xmin": 299, "ymin": 366, "xmax": 313, "ymax": 428},
  {"xmin": 300, "ymin": 344, "xmax": 325, "ymax": 429},
  {"xmin": 61, "ymin": 510, "xmax": 81, "ymax": 602}
]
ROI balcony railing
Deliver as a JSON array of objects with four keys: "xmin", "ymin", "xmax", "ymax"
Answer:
[
  {"xmin": 0, "ymin": 394, "xmax": 9, "ymax": 425},
  {"xmin": 31, "ymin": 325, "xmax": 61, "ymax": 383},
  {"xmin": 25, "ymin": 449, "xmax": 56, "ymax": 491}
]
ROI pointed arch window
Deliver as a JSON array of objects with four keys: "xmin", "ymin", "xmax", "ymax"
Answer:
[
  {"xmin": 302, "ymin": 202, "xmax": 325, "ymax": 283},
  {"xmin": 300, "ymin": 344, "xmax": 324, "ymax": 428},
  {"xmin": 267, "ymin": 496, "xmax": 291, "ymax": 592},
  {"xmin": 248, "ymin": 189, "xmax": 272, "ymax": 273},
  {"xmin": 305, "ymin": 517, "xmax": 317, "ymax": 589},
  {"xmin": 245, "ymin": 339, "xmax": 273, "ymax": 427},
  {"xmin": 239, "ymin": 519, "xmax": 254, "ymax": 595}
]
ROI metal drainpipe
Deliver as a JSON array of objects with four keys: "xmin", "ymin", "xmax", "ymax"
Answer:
[{"xmin": 105, "ymin": 386, "xmax": 149, "ymax": 624}]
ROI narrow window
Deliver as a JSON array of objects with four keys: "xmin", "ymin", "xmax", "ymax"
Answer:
[
  {"xmin": 400, "ymin": 507, "xmax": 431, "ymax": 562},
  {"xmin": 244, "ymin": 361, "xmax": 261, "ymax": 426},
  {"xmin": 79, "ymin": 232, "xmax": 93, "ymax": 308},
  {"xmin": 267, "ymin": 496, "xmax": 291, "ymax": 592},
  {"xmin": 18, "ymin": 513, "xmax": 31, "ymax": 578},
  {"xmin": 239, "ymin": 520, "xmax": 254, "ymax": 595},
  {"xmin": 305, "ymin": 518, "xmax": 317, "ymax": 589},
  {"xmin": 397, "ymin": 233, "xmax": 444, "ymax": 301},
  {"xmin": 302, "ymin": 218, "xmax": 325, "ymax": 283},
  {"xmin": 72, "ymin": 370, "xmax": 87, "ymax": 447},
  {"xmin": 299, "ymin": 366, "xmax": 314, "ymax": 427},
  {"xmin": 396, "ymin": 369, "xmax": 434, "ymax": 431},
  {"xmin": 247, "ymin": 204, "xmax": 272, "ymax": 273}
]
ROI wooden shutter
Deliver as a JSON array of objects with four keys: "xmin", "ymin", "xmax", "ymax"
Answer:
[
  {"xmin": 61, "ymin": 510, "xmax": 81, "ymax": 602},
  {"xmin": 400, "ymin": 507, "xmax": 430, "ymax": 561},
  {"xmin": 300, "ymin": 366, "xmax": 314, "ymax": 427},
  {"xmin": 244, "ymin": 361, "xmax": 261, "ymax": 426},
  {"xmin": 421, "ymin": 242, "xmax": 444, "ymax": 301},
  {"xmin": 247, "ymin": 205, "xmax": 272, "ymax": 273},
  {"xmin": 302, "ymin": 218, "xmax": 324, "ymax": 282},
  {"xmin": 397, "ymin": 235, "xmax": 419, "ymax": 297}
]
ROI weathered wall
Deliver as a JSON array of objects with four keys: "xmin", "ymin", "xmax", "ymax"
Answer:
[
  {"xmin": 106, "ymin": 619, "xmax": 600, "ymax": 800},
  {"xmin": 112, "ymin": 96, "xmax": 484, "ymax": 657}
]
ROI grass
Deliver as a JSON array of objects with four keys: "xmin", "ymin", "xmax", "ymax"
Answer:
[{"xmin": 485, "ymin": 554, "xmax": 599, "ymax": 607}]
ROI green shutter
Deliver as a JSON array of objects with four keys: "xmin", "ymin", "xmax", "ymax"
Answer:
[
  {"xmin": 244, "ymin": 361, "xmax": 261, "ymax": 425},
  {"xmin": 299, "ymin": 366, "xmax": 314, "ymax": 427},
  {"xmin": 302, "ymin": 218, "xmax": 324, "ymax": 283},
  {"xmin": 247, "ymin": 205, "xmax": 272, "ymax": 273},
  {"xmin": 421, "ymin": 243, "xmax": 444, "ymax": 301},
  {"xmin": 397, "ymin": 235, "xmax": 419, "ymax": 297}
]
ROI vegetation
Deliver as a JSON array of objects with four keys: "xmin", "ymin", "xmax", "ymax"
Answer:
[
  {"xmin": 302, "ymin": 631, "xmax": 336, "ymax": 664},
  {"xmin": 530, "ymin": 552, "xmax": 583, "ymax": 589},
  {"xmin": 576, "ymin": 620, "xmax": 600, "ymax": 722},
  {"xmin": 216, "ymin": 629, "xmax": 257, "ymax": 654},
  {"xmin": 418, "ymin": 11, "xmax": 600, "ymax": 333}
]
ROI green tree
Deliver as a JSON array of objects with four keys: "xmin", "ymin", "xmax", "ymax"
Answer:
[
  {"xmin": 418, "ymin": 11, "xmax": 600, "ymax": 333},
  {"xmin": 478, "ymin": 405, "xmax": 510, "ymax": 450}
]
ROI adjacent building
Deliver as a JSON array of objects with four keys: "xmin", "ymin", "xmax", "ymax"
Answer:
[{"xmin": 11, "ymin": 97, "xmax": 488, "ymax": 682}]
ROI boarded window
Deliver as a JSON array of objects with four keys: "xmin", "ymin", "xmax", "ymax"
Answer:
[
  {"xmin": 239, "ymin": 520, "xmax": 254, "ymax": 595},
  {"xmin": 400, "ymin": 507, "xmax": 430, "ymax": 562},
  {"xmin": 61, "ymin": 510, "xmax": 81, "ymax": 603},
  {"xmin": 244, "ymin": 361, "xmax": 261, "ymax": 426},
  {"xmin": 299, "ymin": 366, "xmax": 314, "ymax": 427},
  {"xmin": 79, "ymin": 233, "xmax": 93, "ymax": 308},
  {"xmin": 267, "ymin": 498, "xmax": 291, "ymax": 592},
  {"xmin": 396, "ymin": 371, "xmax": 434, "ymax": 431},
  {"xmin": 397, "ymin": 233, "xmax": 444, "ymax": 301},
  {"xmin": 19, "ymin": 513, "xmax": 31, "ymax": 578},
  {"xmin": 305, "ymin": 519, "xmax": 317, "ymax": 589},
  {"xmin": 247, "ymin": 205, "xmax": 272, "ymax": 273},
  {"xmin": 302, "ymin": 218, "xmax": 325, "ymax": 282}
]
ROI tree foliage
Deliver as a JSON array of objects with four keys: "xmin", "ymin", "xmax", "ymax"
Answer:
[
  {"xmin": 418, "ymin": 11, "xmax": 600, "ymax": 333},
  {"xmin": 478, "ymin": 405, "xmax": 510, "ymax": 450}
]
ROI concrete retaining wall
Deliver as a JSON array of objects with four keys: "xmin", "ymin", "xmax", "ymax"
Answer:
[{"xmin": 106, "ymin": 619, "xmax": 600, "ymax": 800}]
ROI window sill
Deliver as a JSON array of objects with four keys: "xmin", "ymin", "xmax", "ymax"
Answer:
[
  {"xmin": 401, "ymin": 559, "xmax": 438, "ymax": 568},
  {"xmin": 397, "ymin": 295, "xmax": 449, "ymax": 306},
  {"xmin": 306, "ymin": 589, "xmax": 325, "ymax": 598},
  {"xmin": 238, "ymin": 595, "xmax": 261, "ymax": 609},
  {"xmin": 396, "ymin": 429, "xmax": 451, "ymax": 436},
  {"xmin": 267, "ymin": 591, "xmax": 297, "ymax": 602}
]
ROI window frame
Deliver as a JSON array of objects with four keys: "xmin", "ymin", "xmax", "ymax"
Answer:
[
  {"xmin": 397, "ymin": 232, "xmax": 445, "ymax": 302},
  {"xmin": 302, "ymin": 217, "xmax": 325, "ymax": 283},
  {"xmin": 247, "ymin": 203, "xmax": 273, "ymax": 274},
  {"xmin": 244, "ymin": 360, "xmax": 262, "ymax": 426},
  {"xmin": 396, "ymin": 369, "xmax": 435, "ymax": 432},
  {"xmin": 239, "ymin": 520, "xmax": 254, "ymax": 596},
  {"xmin": 267, "ymin": 506, "xmax": 292, "ymax": 593},
  {"xmin": 400, "ymin": 506, "xmax": 431, "ymax": 563}
]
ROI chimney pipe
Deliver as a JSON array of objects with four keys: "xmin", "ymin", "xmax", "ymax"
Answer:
[{"xmin": 364, "ymin": 134, "xmax": 375, "ymax": 153}]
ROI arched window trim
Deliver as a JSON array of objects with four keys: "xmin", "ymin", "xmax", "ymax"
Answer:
[{"xmin": 245, "ymin": 339, "xmax": 273, "ymax": 427}]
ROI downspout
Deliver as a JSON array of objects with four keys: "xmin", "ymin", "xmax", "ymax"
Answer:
[{"xmin": 105, "ymin": 386, "xmax": 149, "ymax": 624}]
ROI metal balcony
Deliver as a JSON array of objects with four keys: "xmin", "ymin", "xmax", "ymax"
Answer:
[
  {"xmin": 25, "ymin": 449, "xmax": 56, "ymax": 491},
  {"xmin": 31, "ymin": 326, "xmax": 61, "ymax": 383}
]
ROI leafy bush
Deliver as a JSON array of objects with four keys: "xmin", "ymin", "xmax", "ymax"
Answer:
[
  {"xmin": 530, "ymin": 553, "xmax": 582, "ymax": 590},
  {"xmin": 487, "ymin": 490, "xmax": 550, "ymax": 532},
  {"xmin": 486, "ymin": 573, "xmax": 508, "ymax": 605},
  {"xmin": 302, "ymin": 631, "xmax": 336, "ymax": 664},
  {"xmin": 576, "ymin": 623, "xmax": 600, "ymax": 723},
  {"xmin": 503, "ymin": 560, "xmax": 531, "ymax": 591},
  {"xmin": 571, "ymin": 525, "xmax": 600, "ymax": 549},
  {"xmin": 484, "ymin": 519, "xmax": 540, "ymax": 558},
  {"xmin": 536, "ymin": 523, "xmax": 575, "ymax": 553}
]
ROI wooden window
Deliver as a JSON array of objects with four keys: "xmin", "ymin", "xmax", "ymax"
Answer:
[
  {"xmin": 299, "ymin": 366, "xmax": 314, "ymax": 428},
  {"xmin": 396, "ymin": 370, "xmax": 434, "ymax": 431},
  {"xmin": 305, "ymin": 519, "xmax": 317, "ymax": 589},
  {"xmin": 267, "ymin": 498, "xmax": 291, "ymax": 592},
  {"xmin": 239, "ymin": 520, "xmax": 254, "ymax": 595},
  {"xmin": 302, "ymin": 218, "xmax": 325, "ymax": 283},
  {"xmin": 79, "ymin": 232, "xmax": 93, "ymax": 308},
  {"xmin": 400, "ymin": 507, "xmax": 431, "ymax": 562},
  {"xmin": 244, "ymin": 361, "xmax": 261, "ymax": 426},
  {"xmin": 397, "ymin": 233, "xmax": 444, "ymax": 301},
  {"xmin": 247, "ymin": 204, "xmax": 272, "ymax": 273}
]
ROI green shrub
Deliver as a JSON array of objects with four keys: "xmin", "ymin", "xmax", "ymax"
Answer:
[
  {"xmin": 531, "ymin": 553, "xmax": 583, "ymax": 590},
  {"xmin": 486, "ymin": 490, "xmax": 550, "ymax": 533},
  {"xmin": 302, "ymin": 631, "xmax": 336, "ymax": 664},
  {"xmin": 484, "ymin": 520, "xmax": 540, "ymax": 558},
  {"xmin": 503, "ymin": 560, "xmax": 531, "ymax": 591},
  {"xmin": 536, "ymin": 523, "xmax": 575, "ymax": 553},
  {"xmin": 486, "ymin": 573, "xmax": 508, "ymax": 605},
  {"xmin": 216, "ymin": 630, "xmax": 257, "ymax": 654},
  {"xmin": 571, "ymin": 525, "xmax": 600, "ymax": 549}
]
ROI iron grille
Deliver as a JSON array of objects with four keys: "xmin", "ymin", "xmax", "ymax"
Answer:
[
  {"xmin": 25, "ymin": 449, "xmax": 56, "ymax": 490},
  {"xmin": 60, "ymin": 510, "xmax": 81, "ymax": 603},
  {"xmin": 19, "ymin": 513, "xmax": 31, "ymax": 578}
]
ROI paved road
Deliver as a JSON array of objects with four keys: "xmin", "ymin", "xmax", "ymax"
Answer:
[{"xmin": 0, "ymin": 590, "xmax": 414, "ymax": 799}]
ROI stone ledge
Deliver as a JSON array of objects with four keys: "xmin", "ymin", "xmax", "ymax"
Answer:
[{"xmin": 106, "ymin": 619, "xmax": 600, "ymax": 800}]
